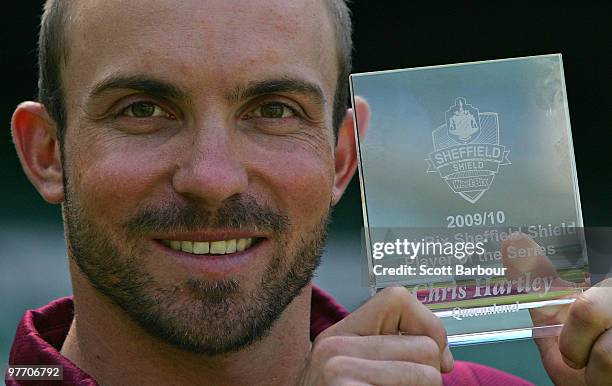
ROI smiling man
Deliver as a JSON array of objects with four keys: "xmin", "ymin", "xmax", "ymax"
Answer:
[{"xmin": 8, "ymin": 1, "xmax": 612, "ymax": 385}]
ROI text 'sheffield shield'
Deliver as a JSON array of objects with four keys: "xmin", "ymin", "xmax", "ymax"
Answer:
[{"xmin": 426, "ymin": 97, "xmax": 511, "ymax": 204}]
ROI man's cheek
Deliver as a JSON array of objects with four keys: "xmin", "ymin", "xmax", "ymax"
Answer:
[
  {"xmin": 77, "ymin": 152, "xmax": 167, "ymax": 216},
  {"xmin": 273, "ymin": 156, "xmax": 333, "ymax": 217}
]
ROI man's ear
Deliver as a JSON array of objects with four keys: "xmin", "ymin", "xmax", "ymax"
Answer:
[
  {"xmin": 11, "ymin": 101, "xmax": 64, "ymax": 204},
  {"xmin": 332, "ymin": 96, "xmax": 370, "ymax": 205}
]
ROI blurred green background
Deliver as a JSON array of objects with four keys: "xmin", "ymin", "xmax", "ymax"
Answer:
[{"xmin": 2, "ymin": 2, "xmax": 610, "ymax": 385}]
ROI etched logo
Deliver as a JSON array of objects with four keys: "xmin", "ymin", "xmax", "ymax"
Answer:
[{"xmin": 426, "ymin": 97, "xmax": 511, "ymax": 204}]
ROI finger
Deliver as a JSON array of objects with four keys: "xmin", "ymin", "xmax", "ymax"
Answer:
[
  {"xmin": 501, "ymin": 232, "xmax": 585, "ymax": 289},
  {"xmin": 324, "ymin": 287, "xmax": 452, "ymax": 371},
  {"xmin": 311, "ymin": 335, "xmax": 443, "ymax": 371},
  {"xmin": 326, "ymin": 287, "xmax": 448, "ymax": 352},
  {"xmin": 501, "ymin": 232, "xmax": 560, "ymax": 282},
  {"xmin": 322, "ymin": 356, "xmax": 442, "ymax": 386},
  {"xmin": 321, "ymin": 287, "xmax": 452, "ymax": 372},
  {"xmin": 585, "ymin": 328, "xmax": 612, "ymax": 386},
  {"xmin": 501, "ymin": 232, "xmax": 586, "ymax": 332},
  {"xmin": 559, "ymin": 285, "xmax": 612, "ymax": 369},
  {"xmin": 529, "ymin": 305, "xmax": 586, "ymax": 385},
  {"xmin": 530, "ymin": 335, "xmax": 585, "ymax": 386},
  {"xmin": 529, "ymin": 303, "xmax": 570, "ymax": 361}
]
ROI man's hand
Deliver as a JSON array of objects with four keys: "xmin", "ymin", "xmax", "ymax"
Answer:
[
  {"xmin": 299, "ymin": 287, "xmax": 453, "ymax": 386},
  {"xmin": 502, "ymin": 234, "xmax": 612, "ymax": 385}
]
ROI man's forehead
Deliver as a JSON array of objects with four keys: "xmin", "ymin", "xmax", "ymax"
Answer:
[
  {"xmin": 66, "ymin": 0, "xmax": 334, "ymax": 62},
  {"xmin": 73, "ymin": 0, "xmax": 323, "ymax": 31},
  {"xmin": 64, "ymin": 0, "xmax": 337, "ymax": 105}
]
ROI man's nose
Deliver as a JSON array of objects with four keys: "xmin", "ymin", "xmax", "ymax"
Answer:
[{"xmin": 172, "ymin": 126, "xmax": 248, "ymax": 206}]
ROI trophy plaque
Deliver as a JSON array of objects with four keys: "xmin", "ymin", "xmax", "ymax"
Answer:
[{"xmin": 350, "ymin": 54, "xmax": 589, "ymax": 345}]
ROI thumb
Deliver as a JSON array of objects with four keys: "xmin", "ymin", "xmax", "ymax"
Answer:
[
  {"xmin": 500, "ymin": 232, "xmax": 561, "ymax": 285},
  {"xmin": 501, "ymin": 232, "xmax": 581, "ymax": 308},
  {"xmin": 500, "ymin": 233, "xmax": 587, "ymax": 383}
]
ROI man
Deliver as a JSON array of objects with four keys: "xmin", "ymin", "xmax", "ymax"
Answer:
[{"xmin": 8, "ymin": 0, "xmax": 612, "ymax": 385}]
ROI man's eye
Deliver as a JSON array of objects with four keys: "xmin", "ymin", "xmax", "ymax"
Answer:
[
  {"xmin": 123, "ymin": 101, "xmax": 170, "ymax": 118},
  {"xmin": 252, "ymin": 103, "xmax": 295, "ymax": 119}
]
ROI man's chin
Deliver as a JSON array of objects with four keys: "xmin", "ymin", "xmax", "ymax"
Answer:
[{"xmin": 132, "ymin": 286, "xmax": 275, "ymax": 355}]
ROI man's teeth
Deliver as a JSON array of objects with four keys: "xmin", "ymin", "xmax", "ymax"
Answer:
[{"xmin": 163, "ymin": 238, "xmax": 254, "ymax": 255}]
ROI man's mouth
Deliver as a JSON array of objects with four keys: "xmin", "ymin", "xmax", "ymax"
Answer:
[{"xmin": 160, "ymin": 238, "xmax": 258, "ymax": 255}]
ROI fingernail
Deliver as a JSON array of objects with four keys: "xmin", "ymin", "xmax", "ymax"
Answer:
[{"xmin": 441, "ymin": 345, "xmax": 454, "ymax": 372}]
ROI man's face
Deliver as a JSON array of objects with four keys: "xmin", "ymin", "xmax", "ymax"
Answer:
[{"xmin": 60, "ymin": 0, "xmax": 339, "ymax": 354}]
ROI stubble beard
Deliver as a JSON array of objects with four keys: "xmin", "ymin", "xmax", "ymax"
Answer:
[{"xmin": 62, "ymin": 184, "xmax": 329, "ymax": 355}]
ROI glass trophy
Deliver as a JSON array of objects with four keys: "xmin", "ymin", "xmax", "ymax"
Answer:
[{"xmin": 350, "ymin": 54, "xmax": 589, "ymax": 346}]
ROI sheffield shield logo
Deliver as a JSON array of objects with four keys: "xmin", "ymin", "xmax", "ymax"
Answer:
[{"xmin": 426, "ymin": 97, "xmax": 511, "ymax": 203}]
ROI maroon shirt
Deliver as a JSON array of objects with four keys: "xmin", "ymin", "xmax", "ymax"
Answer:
[{"xmin": 8, "ymin": 287, "xmax": 534, "ymax": 385}]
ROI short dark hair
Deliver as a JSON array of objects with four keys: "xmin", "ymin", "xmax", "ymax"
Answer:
[
  {"xmin": 324, "ymin": 0, "xmax": 353, "ymax": 138},
  {"xmin": 37, "ymin": 0, "xmax": 70, "ymax": 141},
  {"xmin": 37, "ymin": 0, "xmax": 353, "ymax": 142}
]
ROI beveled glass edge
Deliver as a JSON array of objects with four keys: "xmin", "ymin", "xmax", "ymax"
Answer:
[
  {"xmin": 349, "ymin": 53, "xmax": 562, "ymax": 78},
  {"xmin": 446, "ymin": 324, "xmax": 564, "ymax": 346}
]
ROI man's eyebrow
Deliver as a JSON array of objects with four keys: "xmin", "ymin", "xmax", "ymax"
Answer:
[
  {"xmin": 228, "ymin": 78, "xmax": 326, "ymax": 106},
  {"xmin": 89, "ymin": 74, "xmax": 188, "ymax": 101}
]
